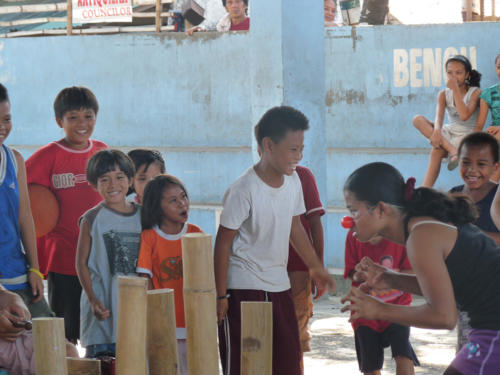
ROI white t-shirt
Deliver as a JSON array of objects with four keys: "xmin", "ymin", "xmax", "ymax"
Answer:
[{"xmin": 220, "ymin": 167, "xmax": 305, "ymax": 292}]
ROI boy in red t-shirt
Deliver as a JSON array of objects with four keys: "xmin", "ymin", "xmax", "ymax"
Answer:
[
  {"xmin": 25, "ymin": 86, "xmax": 107, "ymax": 343},
  {"xmin": 287, "ymin": 165, "xmax": 325, "ymax": 372},
  {"xmin": 344, "ymin": 231, "xmax": 419, "ymax": 375}
]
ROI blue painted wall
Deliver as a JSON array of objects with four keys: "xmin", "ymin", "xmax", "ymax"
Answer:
[{"xmin": 2, "ymin": 21, "xmax": 499, "ymax": 268}]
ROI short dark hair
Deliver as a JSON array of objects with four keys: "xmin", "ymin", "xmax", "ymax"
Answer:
[
  {"xmin": 0, "ymin": 83, "xmax": 9, "ymax": 103},
  {"xmin": 496, "ymin": 53, "xmax": 500, "ymax": 65},
  {"xmin": 54, "ymin": 86, "xmax": 99, "ymax": 119},
  {"xmin": 458, "ymin": 132, "xmax": 499, "ymax": 163},
  {"xmin": 254, "ymin": 106, "xmax": 309, "ymax": 148},
  {"xmin": 222, "ymin": 0, "xmax": 248, "ymax": 6},
  {"xmin": 86, "ymin": 149, "xmax": 135, "ymax": 186},
  {"xmin": 141, "ymin": 174, "xmax": 188, "ymax": 230},
  {"xmin": 344, "ymin": 162, "xmax": 477, "ymax": 226},
  {"xmin": 127, "ymin": 149, "xmax": 166, "ymax": 175}
]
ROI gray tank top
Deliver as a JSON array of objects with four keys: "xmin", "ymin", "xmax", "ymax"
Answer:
[
  {"xmin": 445, "ymin": 86, "xmax": 479, "ymax": 129},
  {"xmin": 79, "ymin": 202, "xmax": 141, "ymax": 347}
]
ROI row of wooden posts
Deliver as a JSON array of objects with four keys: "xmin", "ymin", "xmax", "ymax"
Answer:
[
  {"xmin": 32, "ymin": 233, "xmax": 273, "ymax": 375},
  {"xmin": 463, "ymin": 0, "xmax": 499, "ymax": 22}
]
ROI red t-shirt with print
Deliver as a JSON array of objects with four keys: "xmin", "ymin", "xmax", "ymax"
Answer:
[
  {"xmin": 344, "ymin": 230, "xmax": 413, "ymax": 332},
  {"xmin": 26, "ymin": 139, "xmax": 107, "ymax": 275}
]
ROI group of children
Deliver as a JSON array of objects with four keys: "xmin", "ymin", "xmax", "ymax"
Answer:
[
  {"xmin": 1, "ymin": 52, "xmax": 500, "ymax": 375},
  {"xmin": 0, "ymin": 83, "xmax": 335, "ymax": 375},
  {"xmin": 414, "ymin": 53, "xmax": 500, "ymax": 187}
]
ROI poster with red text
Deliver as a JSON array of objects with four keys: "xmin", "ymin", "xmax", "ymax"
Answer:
[{"xmin": 72, "ymin": 0, "xmax": 133, "ymax": 23}]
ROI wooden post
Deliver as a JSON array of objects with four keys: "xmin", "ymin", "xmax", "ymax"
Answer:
[
  {"xmin": 67, "ymin": 358, "xmax": 101, "ymax": 375},
  {"xmin": 241, "ymin": 302, "xmax": 273, "ymax": 375},
  {"xmin": 466, "ymin": 0, "xmax": 473, "ymax": 21},
  {"xmin": 66, "ymin": 0, "xmax": 72, "ymax": 35},
  {"xmin": 147, "ymin": 289, "xmax": 180, "ymax": 375},
  {"xmin": 155, "ymin": 0, "xmax": 161, "ymax": 33},
  {"xmin": 182, "ymin": 233, "xmax": 219, "ymax": 375},
  {"xmin": 33, "ymin": 317, "xmax": 68, "ymax": 375},
  {"xmin": 116, "ymin": 276, "xmax": 148, "ymax": 375}
]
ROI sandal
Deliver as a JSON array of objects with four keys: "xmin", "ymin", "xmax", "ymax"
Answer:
[{"xmin": 447, "ymin": 154, "xmax": 459, "ymax": 171}]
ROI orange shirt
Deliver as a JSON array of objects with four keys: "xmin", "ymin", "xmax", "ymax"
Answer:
[{"xmin": 137, "ymin": 223, "xmax": 202, "ymax": 328}]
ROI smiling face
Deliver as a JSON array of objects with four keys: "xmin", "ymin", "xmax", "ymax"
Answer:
[
  {"xmin": 0, "ymin": 101, "xmax": 12, "ymax": 147},
  {"xmin": 324, "ymin": 0, "xmax": 337, "ymax": 22},
  {"xmin": 446, "ymin": 60, "xmax": 469, "ymax": 87},
  {"xmin": 133, "ymin": 162, "xmax": 164, "ymax": 204},
  {"xmin": 459, "ymin": 144, "xmax": 498, "ymax": 191},
  {"xmin": 160, "ymin": 184, "xmax": 189, "ymax": 232},
  {"xmin": 266, "ymin": 130, "xmax": 304, "ymax": 176},
  {"xmin": 57, "ymin": 108, "xmax": 96, "ymax": 150},
  {"xmin": 344, "ymin": 190, "xmax": 381, "ymax": 242},
  {"xmin": 95, "ymin": 165, "xmax": 132, "ymax": 210}
]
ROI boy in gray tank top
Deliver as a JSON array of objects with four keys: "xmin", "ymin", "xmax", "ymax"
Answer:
[{"xmin": 75, "ymin": 150, "xmax": 141, "ymax": 358}]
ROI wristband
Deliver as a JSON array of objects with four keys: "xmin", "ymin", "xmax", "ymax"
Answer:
[
  {"xmin": 28, "ymin": 268, "xmax": 44, "ymax": 280},
  {"xmin": 217, "ymin": 293, "xmax": 230, "ymax": 300}
]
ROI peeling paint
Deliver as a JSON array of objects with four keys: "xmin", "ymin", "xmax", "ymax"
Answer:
[{"xmin": 325, "ymin": 88, "xmax": 366, "ymax": 105}]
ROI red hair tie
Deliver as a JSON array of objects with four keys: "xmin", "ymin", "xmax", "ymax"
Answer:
[{"xmin": 404, "ymin": 177, "xmax": 416, "ymax": 201}]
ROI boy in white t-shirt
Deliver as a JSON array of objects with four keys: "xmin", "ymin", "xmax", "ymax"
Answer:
[{"xmin": 214, "ymin": 106, "xmax": 335, "ymax": 375}]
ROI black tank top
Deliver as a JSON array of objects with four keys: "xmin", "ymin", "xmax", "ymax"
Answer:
[{"xmin": 445, "ymin": 223, "xmax": 500, "ymax": 330}]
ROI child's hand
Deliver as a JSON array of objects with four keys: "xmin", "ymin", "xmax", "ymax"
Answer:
[
  {"xmin": 185, "ymin": 26, "xmax": 203, "ymax": 35},
  {"xmin": 486, "ymin": 126, "xmax": 500, "ymax": 137},
  {"xmin": 352, "ymin": 257, "xmax": 390, "ymax": 293},
  {"xmin": 429, "ymin": 129, "xmax": 442, "ymax": 149},
  {"xmin": 0, "ymin": 291, "xmax": 30, "ymax": 341},
  {"xmin": 340, "ymin": 286, "xmax": 382, "ymax": 321},
  {"xmin": 27, "ymin": 271, "xmax": 44, "ymax": 303},
  {"xmin": 446, "ymin": 77, "xmax": 459, "ymax": 91},
  {"xmin": 91, "ymin": 299, "xmax": 110, "ymax": 321},
  {"xmin": 216, "ymin": 298, "xmax": 228, "ymax": 325},
  {"xmin": 310, "ymin": 266, "xmax": 336, "ymax": 300}
]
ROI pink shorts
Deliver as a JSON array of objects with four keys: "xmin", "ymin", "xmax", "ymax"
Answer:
[{"xmin": 0, "ymin": 331, "xmax": 35, "ymax": 375}]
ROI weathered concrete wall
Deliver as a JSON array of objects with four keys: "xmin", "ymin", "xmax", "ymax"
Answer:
[
  {"xmin": 3, "ymin": 32, "xmax": 254, "ymax": 244},
  {"xmin": 2, "ymin": 21, "xmax": 499, "ymax": 268}
]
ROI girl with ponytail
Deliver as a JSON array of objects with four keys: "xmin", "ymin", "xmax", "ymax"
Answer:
[
  {"xmin": 413, "ymin": 55, "xmax": 482, "ymax": 187},
  {"xmin": 342, "ymin": 162, "xmax": 500, "ymax": 375}
]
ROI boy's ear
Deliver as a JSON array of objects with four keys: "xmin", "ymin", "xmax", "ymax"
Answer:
[
  {"xmin": 55, "ymin": 117, "xmax": 63, "ymax": 128},
  {"xmin": 493, "ymin": 162, "xmax": 500, "ymax": 175},
  {"xmin": 261, "ymin": 137, "xmax": 273, "ymax": 153}
]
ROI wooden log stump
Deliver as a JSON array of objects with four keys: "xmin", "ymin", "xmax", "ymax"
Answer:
[
  {"xmin": 147, "ymin": 288, "xmax": 179, "ymax": 375},
  {"xmin": 241, "ymin": 302, "xmax": 273, "ymax": 375},
  {"xmin": 33, "ymin": 317, "xmax": 68, "ymax": 375},
  {"xmin": 116, "ymin": 276, "xmax": 148, "ymax": 375},
  {"xmin": 182, "ymin": 233, "xmax": 219, "ymax": 375},
  {"xmin": 67, "ymin": 357, "xmax": 101, "ymax": 375}
]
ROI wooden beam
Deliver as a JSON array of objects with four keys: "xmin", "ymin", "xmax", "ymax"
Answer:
[
  {"xmin": 155, "ymin": 0, "xmax": 161, "ymax": 32},
  {"xmin": 66, "ymin": 0, "xmax": 72, "ymax": 35},
  {"xmin": 466, "ymin": 0, "xmax": 473, "ymax": 21},
  {"xmin": 0, "ymin": 17, "xmax": 66, "ymax": 27}
]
